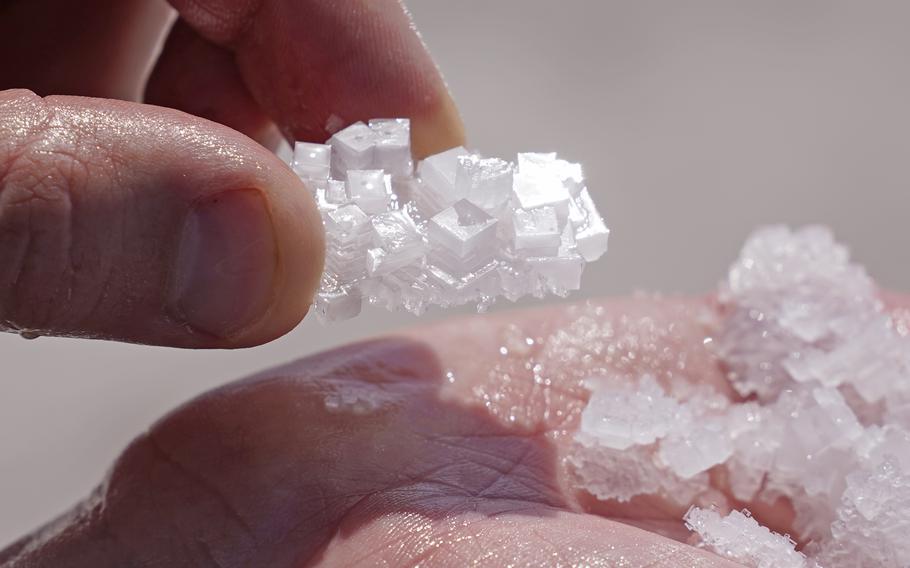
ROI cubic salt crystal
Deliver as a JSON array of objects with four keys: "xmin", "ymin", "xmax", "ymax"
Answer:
[
  {"xmin": 684, "ymin": 507, "xmax": 807, "ymax": 568},
  {"xmin": 428, "ymin": 199, "xmax": 498, "ymax": 258},
  {"xmin": 369, "ymin": 118, "xmax": 412, "ymax": 177},
  {"xmin": 315, "ymin": 287, "xmax": 362, "ymax": 321},
  {"xmin": 329, "ymin": 121, "xmax": 376, "ymax": 176},
  {"xmin": 292, "ymin": 142, "xmax": 331, "ymax": 180},
  {"xmin": 658, "ymin": 417, "xmax": 733, "ymax": 479},
  {"xmin": 517, "ymin": 151, "xmax": 585, "ymax": 196},
  {"xmin": 415, "ymin": 146, "xmax": 469, "ymax": 214},
  {"xmin": 346, "ymin": 170, "xmax": 390, "ymax": 214},
  {"xmin": 578, "ymin": 375, "xmax": 683, "ymax": 450},
  {"xmin": 366, "ymin": 210, "xmax": 424, "ymax": 276},
  {"xmin": 294, "ymin": 120, "xmax": 609, "ymax": 322},
  {"xmin": 512, "ymin": 207, "xmax": 561, "ymax": 251},
  {"xmin": 455, "ymin": 154, "xmax": 513, "ymax": 211},
  {"xmin": 322, "ymin": 179, "xmax": 347, "ymax": 205},
  {"xmin": 573, "ymin": 188, "xmax": 610, "ymax": 261},
  {"xmin": 512, "ymin": 164, "xmax": 571, "ymax": 221},
  {"xmin": 525, "ymin": 253, "xmax": 584, "ymax": 294},
  {"xmin": 325, "ymin": 203, "xmax": 369, "ymax": 235}
]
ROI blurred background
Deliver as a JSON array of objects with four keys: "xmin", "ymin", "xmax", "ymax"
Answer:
[{"xmin": 2, "ymin": 0, "xmax": 910, "ymax": 546}]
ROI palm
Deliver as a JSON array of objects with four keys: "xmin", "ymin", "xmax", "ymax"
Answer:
[{"xmin": 1, "ymin": 298, "xmax": 774, "ymax": 567}]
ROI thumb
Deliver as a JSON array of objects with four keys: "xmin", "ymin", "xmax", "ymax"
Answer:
[{"xmin": 0, "ymin": 89, "xmax": 324, "ymax": 348}]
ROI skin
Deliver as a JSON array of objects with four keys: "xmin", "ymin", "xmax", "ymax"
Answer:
[
  {"xmin": 1, "ymin": 298, "xmax": 750, "ymax": 567},
  {"xmin": 0, "ymin": 0, "xmax": 861, "ymax": 565}
]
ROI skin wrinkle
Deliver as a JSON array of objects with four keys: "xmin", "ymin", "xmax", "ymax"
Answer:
[
  {"xmin": 474, "ymin": 442, "xmax": 537, "ymax": 499},
  {"xmin": 0, "ymin": 93, "xmax": 53, "ymax": 326},
  {"xmin": 3, "ymin": 165, "xmax": 71, "ymax": 331},
  {"xmin": 143, "ymin": 433, "xmax": 259, "ymax": 549},
  {"xmin": 1, "ymin": 102, "xmax": 125, "ymax": 332},
  {"xmin": 528, "ymin": 526, "xmax": 571, "ymax": 566},
  {"xmin": 43, "ymin": 148, "xmax": 80, "ymax": 328}
]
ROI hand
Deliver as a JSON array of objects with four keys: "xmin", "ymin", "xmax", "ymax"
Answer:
[
  {"xmin": 0, "ymin": 0, "xmax": 465, "ymax": 348},
  {"xmin": 0, "ymin": 297, "xmax": 790, "ymax": 567}
]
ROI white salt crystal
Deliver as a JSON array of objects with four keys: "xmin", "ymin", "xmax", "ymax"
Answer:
[
  {"xmin": 416, "ymin": 146, "xmax": 470, "ymax": 214},
  {"xmin": 511, "ymin": 207, "xmax": 561, "ymax": 252},
  {"xmin": 573, "ymin": 188, "xmax": 610, "ymax": 261},
  {"xmin": 512, "ymin": 167, "xmax": 571, "ymax": 221},
  {"xmin": 579, "ymin": 375, "xmax": 684, "ymax": 450},
  {"xmin": 329, "ymin": 121, "xmax": 375, "ymax": 176},
  {"xmin": 717, "ymin": 225, "xmax": 905, "ymax": 401},
  {"xmin": 369, "ymin": 118, "xmax": 412, "ymax": 177},
  {"xmin": 557, "ymin": 225, "xmax": 910, "ymax": 566},
  {"xmin": 456, "ymin": 154, "xmax": 513, "ymax": 211},
  {"xmin": 296, "ymin": 121, "xmax": 609, "ymax": 322},
  {"xmin": 292, "ymin": 141, "xmax": 331, "ymax": 180},
  {"xmin": 525, "ymin": 253, "xmax": 584, "ymax": 294},
  {"xmin": 569, "ymin": 437, "xmax": 710, "ymax": 505},
  {"xmin": 315, "ymin": 287, "xmax": 362, "ymax": 321},
  {"xmin": 659, "ymin": 416, "xmax": 732, "ymax": 479},
  {"xmin": 684, "ymin": 507, "xmax": 807, "ymax": 568},
  {"xmin": 346, "ymin": 170, "xmax": 390, "ymax": 215},
  {"xmin": 366, "ymin": 211, "xmax": 424, "ymax": 276},
  {"xmin": 816, "ymin": 460, "xmax": 910, "ymax": 567},
  {"xmin": 428, "ymin": 200, "xmax": 498, "ymax": 258},
  {"xmin": 517, "ymin": 151, "xmax": 585, "ymax": 196}
]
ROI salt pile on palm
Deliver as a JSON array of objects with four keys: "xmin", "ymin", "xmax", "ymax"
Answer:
[{"xmin": 571, "ymin": 226, "xmax": 910, "ymax": 567}]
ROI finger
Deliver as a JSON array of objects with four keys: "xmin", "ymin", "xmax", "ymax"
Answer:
[
  {"xmin": 144, "ymin": 19, "xmax": 285, "ymax": 149},
  {"xmin": 0, "ymin": 0, "xmax": 174, "ymax": 100},
  {"xmin": 1, "ymin": 299, "xmax": 741, "ymax": 567},
  {"xmin": 162, "ymin": 0, "xmax": 465, "ymax": 158},
  {"xmin": 0, "ymin": 89, "xmax": 323, "ymax": 348}
]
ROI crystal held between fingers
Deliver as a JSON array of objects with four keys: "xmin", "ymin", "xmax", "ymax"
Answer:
[{"xmin": 290, "ymin": 119, "xmax": 610, "ymax": 322}]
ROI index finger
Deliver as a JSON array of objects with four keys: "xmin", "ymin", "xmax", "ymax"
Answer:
[{"xmin": 166, "ymin": 0, "xmax": 466, "ymax": 157}]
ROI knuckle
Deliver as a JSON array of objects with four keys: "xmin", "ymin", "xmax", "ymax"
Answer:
[{"xmin": 0, "ymin": 97, "xmax": 99, "ymax": 332}]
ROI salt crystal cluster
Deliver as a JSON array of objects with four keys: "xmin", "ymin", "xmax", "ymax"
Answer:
[
  {"xmin": 717, "ymin": 225, "xmax": 909, "ymax": 404},
  {"xmin": 816, "ymin": 459, "xmax": 910, "ymax": 567},
  {"xmin": 569, "ymin": 225, "xmax": 910, "ymax": 567},
  {"xmin": 290, "ymin": 119, "xmax": 609, "ymax": 321},
  {"xmin": 683, "ymin": 507, "xmax": 807, "ymax": 568}
]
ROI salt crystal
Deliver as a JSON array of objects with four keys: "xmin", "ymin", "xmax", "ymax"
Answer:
[
  {"xmin": 578, "ymin": 375, "xmax": 683, "ymax": 450},
  {"xmin": 717, "ymin": 225, "xmax": 906, "ymax": 401},
  {"xmin": 573, "ymin": 188, "xmax": 610, "ymax": 261},
  {"xmin": 293, "ymin": 119, "xmax": 609, "ymax": 322},
  {"xmin": 559, "ymin": 225, "xmax": 910, "ymax": 566},
  {"xmin": 512, "ymin": 156, "xmax": 571, "ymax": 220},
  {"xmin": 684, "ymin": 507, "xmax": 807, "ymax": 568},
  {"xmin": 416, "ymin": 146, "xmax": 470, "ymax": 214},
  {"xmin": 659, "ymin": 416, "xmax": 732, "ymax": 479},
  {"xmin": 369, "ymin": 118, "xmax": 412, "ymax": 177},
  {"xmin": 292, "ymin": 142, "xmax": 331, "ymax": 180},
  {"xmin": 346, "ymin": 170, "xmax": 390, "ymax": 215},
  {"xmin": 816, "ymin": 460, "xmax": 910, "ymax": 567},
  {"xmin": 511, "ymin": 207, "xmax": 561, "ymax": 253},
  {"xmin": 315, "ymin": 286, "xmax": 362, "ymax": 321},
  {"xmin": 328, "ymin": 121, "xmax": 376, "ymax": 176},
  {"xmin": 456, "ymin": 154, "xmax": 513, "ymax": 211}
]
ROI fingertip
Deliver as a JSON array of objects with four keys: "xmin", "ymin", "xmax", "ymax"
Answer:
[
  {"xmin": 216, "ymin": 170, "xmax": 325, "ymax": 348},
  {"xmin": 410, "ymin": 92, "xmax": 466, "ymax": 159}
]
